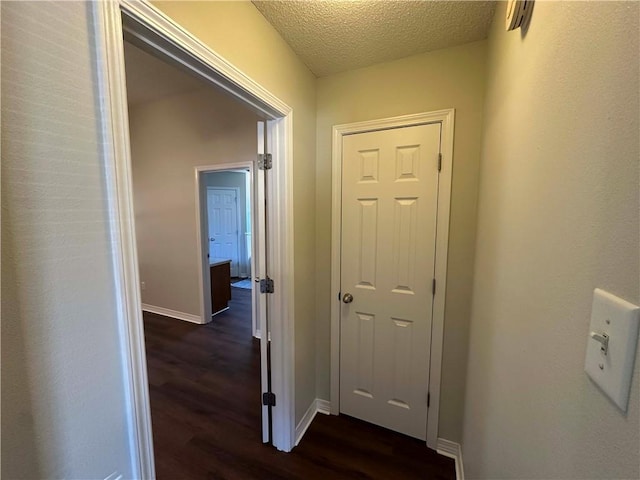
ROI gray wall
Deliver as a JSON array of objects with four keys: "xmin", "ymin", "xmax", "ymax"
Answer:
[
  {"xmin": 1, "ymin": 2, "xmax": 133, "ymax": 478},
  {"xmin": 462, "ymin": 2, "xmax": 640, "ymax": 478}
]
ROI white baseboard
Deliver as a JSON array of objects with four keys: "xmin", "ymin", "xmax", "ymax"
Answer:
[
  {"xmin": 295, "ymin": 399, "xmax": 317, "ymax": 446},
  {"xmin": 212, "ymin": 306, "xmax": 229, "ymax": 317},
  {"xmin": 437, "ymin": 438, "xmax": 464, "ymax": 480},
  {"xmin": 316, "ymin": 399, "xmax": 331, "ymax": 415},
  {"xmin": 141, "ymin": 304, "xmax": 203, "ymax": 324},
  {"xmin": 295, "ymin": 398, "xmax": 331, "ymax": 446}
]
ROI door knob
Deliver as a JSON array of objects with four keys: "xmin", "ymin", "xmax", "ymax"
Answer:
[
  {"xmin": 342, "ymin": 293, "xmax": 354, "ymax": 304},
  {"xmin": 210, "ymin": 237, "xmax": 215, "ymax": 242}
]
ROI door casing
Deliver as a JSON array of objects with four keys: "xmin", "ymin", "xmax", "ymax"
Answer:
[
  {"xmin": 94, "ymin": 1, "xmax": 296, "ymax": 477},
  {"xmin": 330, "ymin": 110, "xmax": 455, "ymax": 449}
]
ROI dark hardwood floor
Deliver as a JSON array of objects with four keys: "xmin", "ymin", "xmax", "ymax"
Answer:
[{"xmin": 143, "ymin": 287, "xmax": 455, "ymax": 480}]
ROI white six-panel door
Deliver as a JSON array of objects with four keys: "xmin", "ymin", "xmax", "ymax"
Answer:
[
  {"xmin": 207, "ymin": 187, "xmax": 240, "ymax": 277},
  {"xmin": 339, "ymin": 123, "xmax": 441, "ymax": 440}
]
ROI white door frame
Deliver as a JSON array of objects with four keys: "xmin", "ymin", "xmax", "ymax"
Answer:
[
  {"xmin": 205, "ymin": 185, "xmax": 243, "ymax": 278},
  {"xmin": 330, "ymin": 110, "xmax": 455, "ymax": 449},
  {"xmin": 93, "ymin": 1, "xmax": 296, "ymax": 477}
]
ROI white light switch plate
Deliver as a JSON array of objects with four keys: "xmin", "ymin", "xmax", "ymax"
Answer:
[{"xmin": 585, "ymin": 288, "xmax": 640, "ymax": 411}]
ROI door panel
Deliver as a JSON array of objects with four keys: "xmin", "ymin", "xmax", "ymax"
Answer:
[
  {"xmin": 339, "ymin": 123, "xmax": 441, "ymax": 440},
  {"xmin": 256, "ymin": 120, "xmax": 270, "ymax": 444},
  {"xmin": 356, "ymin": 199, "xmax": 378, "ymax": 289}
]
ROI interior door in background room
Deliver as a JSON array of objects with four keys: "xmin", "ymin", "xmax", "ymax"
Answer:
[
  {"xmin": 208, "ymin": 187, "xmax": 240, "ymax": 277},
  {"xmin": 339, "ymin": 123, "xmax": 441, "ymax": 440}
]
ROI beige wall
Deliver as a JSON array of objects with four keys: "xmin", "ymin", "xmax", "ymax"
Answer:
[
  {"xmin": 2, "ymin": 2, "xmax": 133, "ymax": 477},
  {"xmin": 463, "ymin": 2, "xmax": 639, "ymax": 478},
  {"xmin": 152, "ymin": 1, "xmax": 318, "ymax": 423},
  {"xmin": 316, "ymin": 41, "xmax": 487, "ymax": 442},
  {"xmin": 129, "ymin": 88, "xmax": 259, "ymax": 315}
]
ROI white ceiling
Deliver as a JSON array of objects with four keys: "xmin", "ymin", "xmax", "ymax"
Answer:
[
  {"xmin": 252, "ymin": 0, "xmax": 496, "ymax": 77},
  {"xmin": 123, "ymin": 42, "xmax": 206, "ymax": 106}
]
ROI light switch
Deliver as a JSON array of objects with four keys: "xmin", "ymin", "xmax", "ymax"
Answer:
[{"xmin": 585, "ymin": 288, "xmax": 640, "ymax": 411}]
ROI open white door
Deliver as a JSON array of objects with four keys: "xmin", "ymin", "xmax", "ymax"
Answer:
[{"xmin": 256, "ymin": 120, "xmax": 271, "ymax": 443}]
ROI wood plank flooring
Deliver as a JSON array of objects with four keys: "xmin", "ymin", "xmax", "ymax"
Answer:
[{"xmin": 144, "ymin": 287, "xmax": 455, "ymax": 480}]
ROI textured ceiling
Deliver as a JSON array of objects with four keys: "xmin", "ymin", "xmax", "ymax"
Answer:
[
  {"xmin": 252, "ymin": 0, "xmax": 496, "ymax": 77},
  {"xmin": 124, "ymin": 42, "xmax": 206, "ymax": 106}
]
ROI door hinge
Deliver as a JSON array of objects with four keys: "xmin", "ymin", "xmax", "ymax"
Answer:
[
  {"xmin": 427, "ymin": 392, "xmax": 431, "ymax": 408},
  {"xmin": 432, "ymin": 278, "xmax": 436, "ymax": 296},
  {"xmin": 262, "ymin": 392, "xmax": 276, "ymax": 407},
  {"xmin": 258, "ymin": 153, "xmax": 273, "ymax": 170},
  {"xmin": 260, "ymin": 277, "xmax": 274, "ymax": 294},
  {"xmin": 437, "ymin": 153, "xmax": 442, "ymax": 172}
]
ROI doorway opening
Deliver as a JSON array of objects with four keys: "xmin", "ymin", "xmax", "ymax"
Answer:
[
  {"xmin": 123, "ymin": 32, "xmax": 276, "ymax": 473},
  {"xmin": 203, "ymin": 173, "xmax": 250, "ymax": 314},
  {"xmin": 196, "ymin": 165, "xmax": 263, "ymax": 339},
  {"xmin": 97, "ymin": 1, "xmax": 296, "ymax": 473}
]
